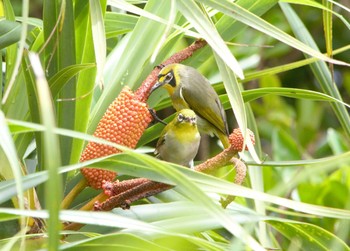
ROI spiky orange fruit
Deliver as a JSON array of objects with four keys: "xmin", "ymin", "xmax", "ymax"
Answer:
[
  {"xmin": 229, "ymin": 128, "xmax": 255, "ymax": 152},
  {"xmin": 80, "ymin": 87, "xmax": 152, "ymax": 189}
]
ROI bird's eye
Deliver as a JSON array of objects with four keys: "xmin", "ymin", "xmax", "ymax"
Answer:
[
  {"xmin": 178, "ymin": 113, "xmax": 184, "ymax": 122},
  {"xmin": 164, "ymin": 73, "xmax": 173, "ymax": 83}
]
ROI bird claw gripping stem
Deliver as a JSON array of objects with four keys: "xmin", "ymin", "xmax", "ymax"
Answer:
[{"xmin": 148, "ymin": 108, "xmax": 168, "ymax": 126}]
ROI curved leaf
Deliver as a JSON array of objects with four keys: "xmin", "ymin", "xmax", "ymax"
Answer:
[
  {"xmin": 48, "ymin": 63, "xmax": 95, "ymax": 98},
  {"xmin": 267, "ymin": 220, "xmax": 350, "ymax": 251},
  {"xmin": 242, "ymin": 87, "xmax": 350, "ymax": 107},
  {"xmin": 177, "ymin": 0, "xmax": 244, "ymax": 79},
  {"xmin": 104, "ymin": 12, "xmax": 138, "ymax": 38},
  {"xmin": 0, "ymin": 19, "xmax": 21, "ymax": 49},
  {"xmin": 200, "ymin": 0, "xmax": 348, "ymax": 67}
]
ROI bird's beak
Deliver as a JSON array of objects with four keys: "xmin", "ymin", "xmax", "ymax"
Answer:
[
  {"xmin": 186, "ymin": 117, "xmax": 196, "ymax": 125},
  {"xmin": 150, "ymin": 81, "xmax": 163, "ymax": 93}
]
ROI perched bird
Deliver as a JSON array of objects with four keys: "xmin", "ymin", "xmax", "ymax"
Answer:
[
  {"xmin": 151, "ymin": 63, "xmax": 230, "ymax": 148},
  {"xmin": 155, "ymin": 109, "xmax": 201, "ymax": 168}
]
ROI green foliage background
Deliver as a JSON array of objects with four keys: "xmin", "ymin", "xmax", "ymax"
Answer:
[{"xmin": 1, "ymin": 0, "xmax": 350, "ymax": 250}]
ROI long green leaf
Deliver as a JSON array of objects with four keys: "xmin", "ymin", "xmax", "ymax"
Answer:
[
  {"xmin": 48, "ymin": 63, "xmax": 95, "ymax": 98},
  {"xmin": 242, "ymin": 87, "xmax": 350, "ymax": 106},
  {"xmin": 89, "ymin": 0, "xmax": 106, "ymax": 90},
  {"xmin": 281, "ymin": 0, "xmax": 350, "ymax": 30},
  {"xmin": 107, "ymin": 0, "xmax": 199, "ymax": 38},
  {"xmin": 280, "ymin": 2, "xmax": 350, "ymax": 138},
  {"xmin": 267, "ymin": 220, "xmax": 350, "ymax": 251},
  {"xmin": 2, "ymin": 0, "xmax": 17, "ymax": 98},
  {"xmin": 56, "ymin": 0, "xmax": 77, "ymax": 165},
  {"xmin": 104, "ymin": 12, "xmax": 138, "ymax": 38},
  {"xmin": 243, "ymin": 44, "xmax": 350, "ymax": 83},
  {"xmin": 69, "ymin": 0, "xmax": 98, "ymax": 164},
  {"xmin": 0, "ymin": 111, "xmax": 25, "ymax": 228},
  {"xmin": 214, "ymin": 54, "xmax": 259, "ymax": 163},
  {"xmin": 199, "ymin": 0, "xmax": 348, "ymax": 67},
  {"xmin": 28, "ymin": 52, "xmax": 62, "ymax": 251},
  {"xmin": 177, "ymin": 0, "xmax": 244, "ymax": 79},
  {"xmin": 1, "ymin": 0, "xmax": 28, "ymax": 105},
  {"xmin": 322, "ymin": 0, "xmax": 333, "ymax": 57},
  {"xmin": 185, "ymin": 0, "xmax": 278, "ymax": 69},
  {"xmin": 0, "ymin": 20, "xmax": 21, "ymax": 50}
]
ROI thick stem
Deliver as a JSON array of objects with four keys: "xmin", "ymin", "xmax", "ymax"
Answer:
[
  {"xmin": 220, "ymin": 158, "xmax": 247, "ymax": 209},
  {"xmin": 63, "ymin": 192, "xmax": 108, "ymax": 232},
  {"xmin": 103, "ymin": 178, "xmax": 149, "ymax": 197},
  {"xmin": 194, "ymin": 145, "xmax": 237, "ymax": 173},
  {"xmin": 95, "ymin": 180, "xmax": 172, "ymax": 211},
  {"xmin": 135, "ymin": 39, "xmax": 207, "ymax": 102},
  {"xmin": 61, "ymin": 178, "xmax": 88, "ymax": 209}
]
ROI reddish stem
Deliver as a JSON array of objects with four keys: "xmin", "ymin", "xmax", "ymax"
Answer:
[{"xmin": 135, "ymin": 39, "xmax": 207, "ymax": 102}]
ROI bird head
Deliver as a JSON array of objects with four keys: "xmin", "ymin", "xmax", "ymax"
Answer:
[
  {"xmin": 151, "ymin": 64, "xmax": 180, "ymax": 95},
  {"xmin": 175, "ymin": 109, "xmax": 197, "ymax": 126}
]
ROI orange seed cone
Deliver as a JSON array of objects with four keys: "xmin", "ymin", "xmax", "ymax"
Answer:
[
  {"xmin": 80, "ymin": 87, "xmax": 152, "ymax": 189},
  {"xmin": 229, "ymin": 128, "xmax": 255, "ymax": 152}
]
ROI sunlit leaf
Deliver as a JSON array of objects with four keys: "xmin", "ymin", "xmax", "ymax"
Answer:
[
  {"xmin": 267, "ymin": 220, "xmax": 350, "ymax": 251},
  {"xmin": 0, "ymin": 19, "xmax": 21, "ymax": 49}
]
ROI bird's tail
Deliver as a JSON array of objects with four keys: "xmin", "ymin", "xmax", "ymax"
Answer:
[{"xmin": 217, "ymin": 131, "xmax": 230, "ymax": 149}]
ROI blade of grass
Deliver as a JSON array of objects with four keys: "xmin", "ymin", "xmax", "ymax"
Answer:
[
  {"xmin": 69, "ymin": 0, "xmax": 97, "ymax": 164},
  {"xmin": 323, "ymin": 0, "xmax": 333, "ymax": 59},
  {"xmin": 242, "ymin": 87, "xmax": 350, "ymax": 108},
  {"xmin": 199, "ymin": 0, "xmax": 348, "ymax": 67},
  {"xmin": 104, "ymin": 12, "xmax": 138, "ymax": 38},
  {"xmin": 1, "ymin": 0, "xmax": 28, "ymax": 105},
  {"xmin": 28, "ymin": 52, "xmax": 62, "ymax": 250},
  {"xmin": 89, "ymin": 0, "xmax": 106, "ymax": 90},
  {"xmin": 243, "ymin": 44, "xmax": 350, "ymax": 83},
  {"xmin": 328, "ymin": 0, "xmax": 350, "ymax": 13},
  {"xmin": 0, "ymin": 112, "xmax": 25, "ymax": 230},
  {"xmin": 186, "ymin": 0, "xmax": 278, "ymax": 69},
  {"xmin": 281, "ymin": 0, "xmax": 350, "ymax": 30},
  {"xmin": 177, "ymin": 0, "xmax": 244, "ymax": 79},
  {"xmin": 280, "ymin": 2, "xmax": 350, "ymax": 139},
  {"xmin": 48, "ymin": 63, "xmax": 95, "ymax": 98},
  {"xmin": 56, "ymin": 0, "xmax": 76, "ymax": 165},
  {"xmin": 2, "ymin": 0, "xmax": 16, "ymax": 93},
  {"xmin": 107, "ymin": 0, "xmax": 200, "ymax": 38},
  {"xmin": 0, "ymin": 20, "xmax": 21, "ymax": 49},
  {"xmin": 214, "ymin": 54, "xmax": 259, "ymax": 163},
  {"xmin": 267, "ymin": 220, "xmax": 350, "ymax": 250}
]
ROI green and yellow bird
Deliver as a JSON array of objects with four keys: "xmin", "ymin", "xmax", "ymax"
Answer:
[
  {"xmin": 151, "ymin": 63, "xmax": 230, "ymax": 148},
  {"xmin": 155, "ymin": 109, "xmax": 201, "ymax": 168}
]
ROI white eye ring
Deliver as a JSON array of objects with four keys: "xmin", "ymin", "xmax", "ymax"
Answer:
[
  {"xmin": 178, "ymin": 113, "xmax": 184, "ymax": 122},
  {"xmin": 165, "ymin": 73, "xmax": 173, "ymax": 82}
]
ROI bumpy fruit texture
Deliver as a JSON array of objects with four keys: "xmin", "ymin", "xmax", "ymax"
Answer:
[
  {"xmin": 229, "ymin": 128, "xmax": 255, "ymax": 152},
  {"xmin": 80, "ymin": 87, "xmax": 152, "ymax": 189}
]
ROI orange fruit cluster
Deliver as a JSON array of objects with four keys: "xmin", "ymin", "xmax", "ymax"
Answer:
[{"xmin": 80, "ymin": 87, "xmax": 152, "ymax": 189}]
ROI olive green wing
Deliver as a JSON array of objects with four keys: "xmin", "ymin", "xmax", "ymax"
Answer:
[
  {"xmin": 154, "ymin": 123, "xmax": 170, "ymax": 156},
  {"xmin": 181, "ymin": 78, "xmax": 229, "ymax": 136}
]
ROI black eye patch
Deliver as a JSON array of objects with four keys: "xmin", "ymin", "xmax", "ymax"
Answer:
[{"xmin": 158, "ymin": 69, "xmax": 176, "ymax": 87}]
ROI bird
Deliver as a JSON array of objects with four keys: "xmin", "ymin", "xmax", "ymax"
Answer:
[
  {"xmin": 155, "ymin": 109, "xmax": 201, "ymax": 168},
  {"xmin": 151, "ymin": 63, "xmax": 230, "ymax": 148}
]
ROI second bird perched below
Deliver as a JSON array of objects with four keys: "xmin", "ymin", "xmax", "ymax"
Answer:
[
  {"xmin": 151, "ymin": 63, "xmax": 230, "ymax": 148},
  {"xmin": 155, "ymin": 109, "xmax": 201, "ymax": 168}
]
